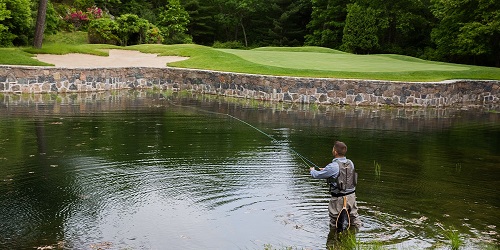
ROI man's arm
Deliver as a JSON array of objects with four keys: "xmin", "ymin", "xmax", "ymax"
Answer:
[{"xmin": 310, "ymin": 163, "xmax": 338, "ymax": 179}]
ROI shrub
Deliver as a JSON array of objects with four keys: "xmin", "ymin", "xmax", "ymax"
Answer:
[
  {"xmin": 86, "ymin": 6, "xmax": 102, "ymax": 19},
  {"xmin": 212, "ymin": 41, "xmax": 245, "ymax": 49},
  {"xmin": 116, "ymin": 14, "xmax": 150, "ymax": 46},
  {"xmin": 88, "ymin": 14, "xmax": 161, "ymax": 46},
  {"xmin": 144, "ymin": 24, "xmax": 163, "ymax": 44},
  {"xmin": 64, "ymin": 9, "xmax": 88, "ymax": 30},
  {"xmin": 63, "ymin": 5, "xmax": 103, "ymax": 31},
  {"xmin": 88, "ymin": 17, "xmax": 119, "ymax": 45}
]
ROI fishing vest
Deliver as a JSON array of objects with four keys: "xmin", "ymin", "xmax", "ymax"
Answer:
[{"xmin": 327, "ymin": 159, "xmax": 357, "ymax": 197}]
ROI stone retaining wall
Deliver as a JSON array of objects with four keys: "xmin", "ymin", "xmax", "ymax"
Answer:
[{"xmin": 1, "ymin": 66, "xmax": 499, "ymax": 108}]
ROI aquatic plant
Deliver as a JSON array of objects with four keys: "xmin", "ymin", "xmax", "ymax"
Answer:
[
  {"xmin": 339, "ymin": 231, "xmax": 358, "ymax": 249},
  {"xmin": 178, "ymin": 89, "xmax": 191, "ymax": 97},
  {"xmin": 263, "ymin": 244, "xmax": 295, "ymax": 250},
  {"xmin": 444, "ymin": 226, "xmax": 463, "ymax": 250},
  {"xmin": 334, "ymin": 232, "xmax": 388, "ymax": 250},
  {"xmin": 310, "ymin": 103, "xmax": 319, "ymax": 111}
]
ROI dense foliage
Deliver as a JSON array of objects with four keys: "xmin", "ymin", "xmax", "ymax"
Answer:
[
  {"xmin": 0, "ymin": 0, "xmax": 33, "ymax": 46},
  {"xmin": 0, "ymin": 0, "xmax": 498, "ymax": 66}
]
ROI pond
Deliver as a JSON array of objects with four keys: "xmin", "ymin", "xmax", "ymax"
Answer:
[{"xmin": 0, "ymin": 91, "xmax": 498, "ymax": 249}]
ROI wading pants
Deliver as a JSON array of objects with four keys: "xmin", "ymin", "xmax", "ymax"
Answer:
[{"xmin": 328, "ymin": 192, "xmax": 362, "ymax": 229}]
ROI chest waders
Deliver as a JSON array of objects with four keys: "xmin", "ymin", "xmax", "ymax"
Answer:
[{"xmin": 327, "ymin": 160, "xmax": 357, "ymax": 232}]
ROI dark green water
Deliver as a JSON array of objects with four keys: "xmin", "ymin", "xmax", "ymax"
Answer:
[{"xmin": 0, "ymin": 91, "xmax": 498, "ymax": 249}]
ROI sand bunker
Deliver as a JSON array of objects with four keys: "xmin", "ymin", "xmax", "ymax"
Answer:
[{"xmin": 35, "ymin": 49, "xmax": 189, "ymax": 68}]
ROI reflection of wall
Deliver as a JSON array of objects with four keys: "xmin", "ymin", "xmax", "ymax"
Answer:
[
  {"xmin": 1, "ymin": 90, "xmax": 497, "ymax": 132},
  {"xmin": 0, "ymin": 66, "xmax": 498, "ymax": 109}
]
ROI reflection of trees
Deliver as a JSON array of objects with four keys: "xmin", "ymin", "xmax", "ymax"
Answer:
[
  {"xmin": 0, "ymin": 117, "xmax": 78, "ymax": 248},
  {"xmin": 35, "ymin": 119, "xmax": 47, "ymax": 154},
  {"xmin": 30, "ymin": 118, "xmax": 69, "ymax": 248}
]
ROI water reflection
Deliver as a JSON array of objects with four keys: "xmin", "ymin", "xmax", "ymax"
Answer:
[{"xmin": 0, "ymin": 91, "xmax": 498, "ymax": 249}]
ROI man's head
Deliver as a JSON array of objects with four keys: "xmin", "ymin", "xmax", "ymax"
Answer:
[{"xmin": 333, "ymin": 141, "xmax": 347, "ymax": 157}]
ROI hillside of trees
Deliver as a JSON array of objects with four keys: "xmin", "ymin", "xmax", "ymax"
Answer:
[{"xmin": 1, "ymin": 0, "xmax": 499, "ymax": 67}]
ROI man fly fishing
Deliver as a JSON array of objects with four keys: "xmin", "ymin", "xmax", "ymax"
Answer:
[{"xmin": 310, "ymin": 141, "xmax": 361, "ymax": 232}]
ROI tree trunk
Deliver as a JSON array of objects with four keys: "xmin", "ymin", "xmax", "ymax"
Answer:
[
  {"xmin": 240, "ymin": 18, "xmax": 248, "ymax": 47},
  {"xmin": 33, "ymin": 0, "xmax": 48, "ymax": 49}
]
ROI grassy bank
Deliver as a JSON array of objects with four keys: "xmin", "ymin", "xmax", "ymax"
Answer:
[{"xmin": 0, "ymin": 32, "xmax": 499, "ymax": 82}]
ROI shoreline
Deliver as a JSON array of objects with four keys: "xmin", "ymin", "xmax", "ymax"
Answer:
[{"xmin": 1, "ymin": 50, "xmax": 499, "ymax": 110}]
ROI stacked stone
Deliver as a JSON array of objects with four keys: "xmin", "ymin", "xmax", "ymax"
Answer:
[{"xmin": 0, "ymin": 66, "xmax": 498, "ymax": 108}]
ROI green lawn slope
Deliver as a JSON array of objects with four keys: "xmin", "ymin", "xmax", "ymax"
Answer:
[{"xmin": 0, "ymin": 32, "xmax": 498, "ymax": 82}]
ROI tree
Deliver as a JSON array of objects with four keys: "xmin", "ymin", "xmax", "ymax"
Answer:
[
  {"xmin": 0, "ymin": 0, "xmax": 12, "ymax": 46},
  {"xmin": 305, "ymin": 0, "xmax": 350, "ymax": 48},
  {"xmin": 266, "ymin": 0, "xmax": 311, "ymax": 46},
  {"xmin": 341, "ymin": 3, "xmax": 380, "ymax": 53},
  {"xmin": 156, "ymin": 0, "xmax": 191, "ymax": 44},
  {"xmin": 370, "ymin": 0, "xmax": 434, "ymax": 56},
  {"xmin": 0, "ymin": 0, "xmax": 33, "ymax": 46},
  {"xmin": 212, "ymin": 0, "xmax": 266, "ymax": 47},
  {"xmin": 33, "ymin": 0, "xmax": 48, "ymax": 48},
  {"xmin": 431, "ymin": 0, "xmax": 500, "ymax": 66},
  {"xmin": 181, "ymin": 0, "xmax": 216, "ymax": 45}
]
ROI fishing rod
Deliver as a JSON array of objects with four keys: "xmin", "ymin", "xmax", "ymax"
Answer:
[{"xmin": 167, "ymin": 99, "xmax": 320, "ymax": 170}]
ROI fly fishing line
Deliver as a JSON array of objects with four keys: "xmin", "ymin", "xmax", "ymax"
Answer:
[
  {"xmin": 167, "ymin": 100, "xmax": 320, "ymax": 170},
  {"xmin": 226, "ymin": 113, "xmax": 319, "ymax": 169}
]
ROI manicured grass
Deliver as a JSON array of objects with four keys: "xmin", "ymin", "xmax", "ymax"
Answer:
[
  {"xmin": 43, "ymin": 31, "xmax": 89, "ymax": 45},
  {"xmin": 0, "ymin": 48, "xmax": 53, "ymax": 66},
  {"xmin": 0, "ymin": 32, "xmax": 499, "ymax": 82},
  {"xmin": 220, "ymin": 48, "xmax": 467, "ymax": 72},
  {"xmin": 24, "ymin": 43, "xmax": 116, "ymax": 56},
  {"xmin": 133, "ymin": 44, "xmax": 500, "ymax": 82}
]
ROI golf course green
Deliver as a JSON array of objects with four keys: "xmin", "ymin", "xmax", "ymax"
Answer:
[{"xmin": 219, "ymin": 47, "xmax": 468, "ymax": 72}]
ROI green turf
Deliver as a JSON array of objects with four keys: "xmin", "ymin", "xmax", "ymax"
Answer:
[
  {"xmin": 0, "ymin": 48, "xmax": 53, "ymax": 66},
  {"xmin": 219, "ymin": 48, "xmax": 468, "ymax": 72},
  {"xmin": 0, "ymin": 32, "xmax": 498, "ymax": 82}
]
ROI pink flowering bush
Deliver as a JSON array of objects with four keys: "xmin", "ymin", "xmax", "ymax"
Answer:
[
  {"xmin": 64, "ymin": 6, "xmax": 103, "ymax": 31},
  {"xmin": 87, "ymin": 6, "xmax": 103, "ymax": 19}
]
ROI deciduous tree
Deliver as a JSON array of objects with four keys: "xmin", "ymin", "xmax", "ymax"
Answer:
[
  {"xmin": 1, "ymin": 0, "xmax": 32, "ymax": 46},
  {"xmin": 157, "ymin": 0, "xmax": 191, "ymax": 44},
  {"xmin": 33, "ymin": 0, "xmax": 47, "ymax": 48},
  {"xmin": 305, "ymin": 0, "xmax": 349, "ymax": 48},
  {"xmin": 431, "ymin": 0, "xmax": 500, "ymax": 66}
]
